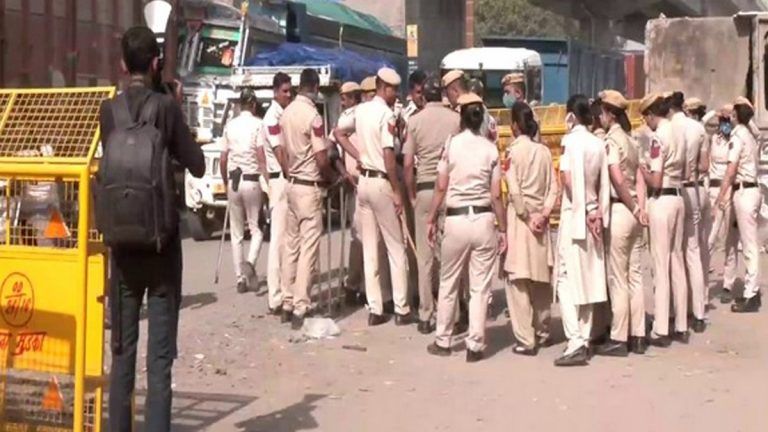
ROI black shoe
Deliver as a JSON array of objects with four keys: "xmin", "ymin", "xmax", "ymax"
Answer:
[
  {"xmin": 691, "ymin": 319, "xmax": 706, "ymax": 333},
  {"xmin": 536, "ymin": 336, "xmax": 554, "ymax": 348},
  {"xmin": 512, "ymin": 344, "xmax": 538, "ymax": 356},
  {"xmin": 554, "ymin": 346, "xmax": 589, "ymax": 367},
  {"xmin": 672, "ymin": 331, "xmax": 690, "ymax": 344},
  {"xmin": 383, "ymin": 301, "xmax": 395, "ymax": 314},
  {"xmin": 395, "ymin": 313, "xmax": 417, "ymax": 326},
  {"xmin": 417, "ymin": 320, "xmax": 435, "ymax": 335},
  {"xmin": 426, "ymin": 342, "xmax": 451, "ymax": 357},
  {"xmin": 368, "ymin": 313, "xmax": 389, "ymax": 326},
  {"xmin": 291, "ymin": 314, "xmax": 305, "ymax": 330},
  {"xmin": 629, "ymin": 337, "xmax": 647, "ymax": 355},
  {"xmin": 466, "ymin": 349, "xmax": 483, "ymax": 363},
  {"xmin": 720, "ymin": 289, "xmax": 734, "ymax": 304},
  {"xmin": 268, "ymin": 305, "xmax": 283, "ymax": 316},
  {"xmin": 281, "ymin": 309, "xmax": 292, "ymax": 324},
  {"xmin": 731, "ymin": 294, "xmax": 761, "ymax": 313},
  {"xmin": 236, "ymin": 280, "xmax": 248, "ymax": 294},
  {"xmin": 648, "ymin": 335, "xmax": 671, "ymax": 347},
  {"xmin": 595, "ymin": 339, "xmax": 629, "ymax": 357}
]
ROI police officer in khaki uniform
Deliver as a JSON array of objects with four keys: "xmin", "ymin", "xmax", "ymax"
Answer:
[
  {"xmin": 443, "ymin": 70, "xmax": 498, "ymax": 145},
  {"xmin": 220, "ymin": 89, "xmax": 265, "ymax": 294},
  {"xmin": 715, "ymin": 97, "xmax": 762, "ymax": 313},
  {"xmin": 639, "ymin": 92, "xmax": 689, "ymax": 346},
  {"xmin": 279, "ymin": 69, "xmax": 334, "ymax": 329},
  {"xmin": 593, "ymin": 90, "xmax": 649, "ymax": 356},
  {"xmin": 425, "ymin": 93, "xmax": 507, "ymax": 363},
  {"xmin": 669, "ymin": 92, "xmax": 708, "ymax": 333},
  {"xmin": 403, "ymin": 76, "xmax": 461, "ymax": 334},
  {"xmin": 501, "ymin": 72, "xmax": 528, "ymax": 107},
  {"xmin": 333, "ymin": 82, "xmax": 365, "ymax": 303},
  {"xmin": 701, "ymin": 105, "xmax": 739, "ymax": 304},
  {"xmin": 334, "ymin": 68, "xmax": 415, "ymax": 326},
  {"xmin": 257, "ymin": 72, "xmax": 292, "ymax": 314},
  {"xmin": 503, "ymin": 101, "xmax": 557, "ymax": 356}
]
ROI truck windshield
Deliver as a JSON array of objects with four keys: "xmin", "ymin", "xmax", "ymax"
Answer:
[{"xmin": 198, "ymin": 37, "xmax": 237, "ymax": 69}]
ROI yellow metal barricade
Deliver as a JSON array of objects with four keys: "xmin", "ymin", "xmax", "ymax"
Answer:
[{"xmin": 0, "ymin": 87, "xmax": 115, "ymax": 431}]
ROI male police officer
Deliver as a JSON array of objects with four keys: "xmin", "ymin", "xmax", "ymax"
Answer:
[
  {"xmin": 335, "ymin": 68, "xmax": 416, "ymax": 326},
  {"xmin": 280, "ymin": 69, "xmax": 335, "ymax": 329},
  {"xmin": 220, "ymin": 89, "xmax": 265, "ymax": 294},
  {"xmin": 404, "ymin": 76, "xmax": 460, "ymax": 333},
  {"xmin": 257, "ymin": 72, "xmax": 292, "ymax": 314}
]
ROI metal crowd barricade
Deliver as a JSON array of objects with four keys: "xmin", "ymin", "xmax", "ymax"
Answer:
[
  {"xmin": 317, "ymin": 183, "xmax": 348, "ymax": 317},
  {"xmin": 0, "ymin": 87, "xmax": 115, "ymax": 431}
]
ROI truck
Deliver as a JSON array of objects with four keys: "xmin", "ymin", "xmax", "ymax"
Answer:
[{"xmin": 176, "ymin": 0, "xmax": 406, "ymax": 145}]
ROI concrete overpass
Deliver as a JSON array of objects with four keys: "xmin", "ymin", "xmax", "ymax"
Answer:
[{"xmin": 532, "ymin": 0, "xmax": 768, "ymax": 41}]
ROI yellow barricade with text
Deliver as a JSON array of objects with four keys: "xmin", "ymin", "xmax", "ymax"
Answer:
[{"xmin": 0, "ymin": 87, "xmax": 115, "ymax": 432}]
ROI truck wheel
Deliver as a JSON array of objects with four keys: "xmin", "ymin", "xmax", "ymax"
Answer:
[{"xmin": 188, "ymin": 212, "xmax": 214, "ymax": 241}]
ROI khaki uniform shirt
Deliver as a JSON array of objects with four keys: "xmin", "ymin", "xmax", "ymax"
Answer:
[
  {"xmin": 403, "ymin": 102, "xmax": 461, "ymax": 184},
  {"xmin": 671, "ymin": 112, "xmax": 706, "ymax": 182},
  {"xmin": 708, "ymin": 133, "xmax": 730, "ymax": 180},
  {"xmin": 728, "ymin": 123, "xmax": 759, "ymax": 183},
  {"xmin": 337, "ymin": 96, "xmax": 396, "ymax": 173},
  {"xmin": 606, "ymin": 124, "xmax": 639, "ymax": 198},
  {"xmin": 437, "ymin": 129, "xmax": 499, "ymax": 208},
  {"xmin": 280, "ymin": 95, "xmax": 327, "ymax": 181},
  {"xmin": 221, "ymin": 111, "xmax": 262, "ymax": 175},
  {"xmin": 650, "ymin": 118, "xmax": 684, "ymax": 188},
  {"xmin": 332, "ymin": 106, "xmax": 361, "ymax": 178},
  {"xmin": 257, "ymin": 100, "xmax": 285, "ymax": 174}
]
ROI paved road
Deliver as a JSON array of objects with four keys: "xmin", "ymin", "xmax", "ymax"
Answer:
[{"xmin": 118, "ymin": 228, "xmax": 768, "ymax": 432}]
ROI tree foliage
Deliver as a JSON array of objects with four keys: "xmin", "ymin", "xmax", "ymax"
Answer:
[{"xmin": 475, "ymin": 0, "xmax": 581, "ymax": 41}]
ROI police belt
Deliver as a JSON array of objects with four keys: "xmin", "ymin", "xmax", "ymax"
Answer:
[
  {"xmin": 242, "ymin": 174, "xmax": 260, "ymax": 182},
  {"xmin": 650, "ymin": 187, "xmax": 682, "ymax": 197},
  {"xmin": 360, "ymin": 169, "xmax": 388, "ymax": 179},
  {"xmin": 416, "ymin": 181, "xmax": 435, "ymax": 192},
  {"xmin": 734, "ymin": 181, "xmax": 758, "ymax": 191},
  {"xmin": 268, "ymin": 172, "xmax": 283, "ymax": 180},
  {"xmin": 682, "ymin": 180, "xmax": 699, "ymax": 188},
  {"xmin": 708, "ymin": 179, "xmax": 722, "ymax": 188},
  {"xmin": 446, "ymin": 205, "xmax": 492, "ymax": 217},
  {"xmin": 288, "ymin": 176, "xmax": 327, "ymax": 188}
]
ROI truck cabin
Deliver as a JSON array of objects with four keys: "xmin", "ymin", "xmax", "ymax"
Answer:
[{"xmin": 440, "ymin": 47, "xmax": 543, "ymax": 108}]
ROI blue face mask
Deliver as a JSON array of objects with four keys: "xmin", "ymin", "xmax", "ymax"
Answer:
[
  {"xmin": 503, "ymin": 93, "xmax": 517, "ymax": 108},
  {"xmin": 720, "ymin": 121, "xmax": 733, "ymax": 136}
]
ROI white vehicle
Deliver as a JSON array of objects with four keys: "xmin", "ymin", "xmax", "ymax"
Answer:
[{"xmin": 440, "ymin": 47, "xmax": 543, "ymax": 108}]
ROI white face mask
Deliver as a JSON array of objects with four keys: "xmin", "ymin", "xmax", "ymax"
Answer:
[{"xmin": 565, "ymin": 112, "xmax": 576, "ymax": 132}]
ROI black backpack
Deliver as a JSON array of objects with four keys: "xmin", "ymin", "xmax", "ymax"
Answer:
[{"xmin": 95, "ymin": 92, "xmax": 178, "ymax": 252}]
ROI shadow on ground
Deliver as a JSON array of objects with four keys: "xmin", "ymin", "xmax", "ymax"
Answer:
[
  {"xmin": 131, "ymin": 390, "xmax": 256, "ymax": 431},
  {"xmin": 234, "ymin": 394, "xmax": 327, "ymax": 432}
]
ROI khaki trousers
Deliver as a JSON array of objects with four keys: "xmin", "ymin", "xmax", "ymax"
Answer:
[
  {"xmin": 281, "ymin": 182, "xmax": 324, "ymax": 316},
  {"xmin": 649, "ymin": 195, "xmax": 687, "ymax": 336},
  {"xmin": 357, "ymin": 176, "xmax": 409, "ymax": 315},
  {"xmin": 733, "ymin": 187, "xmax": 762, "ymax": 298},
  {"xmin": 345, "ymin": 190, "xmax": 364, "ymax": 291},
  {"xmin": 266, "ymin": 177, "xmax": 287, "ymax": 309},
  {"xmin": 504, "ymin": 279, "xmax": 552, "ymax": 349},
  {"xmin": 682, "ymin": 186, "xmax": 706, "ymax": 320},
  {"xmin": 435, "ymin": 213, "xmax": 497, "ymax": 352},
  {"xmin": 607, "ymin": 204, "xmax": 645, "ymax": 341},
  {"xmin": 704, "ymin": 186, "xmax": 738, "ymax": 291},
  {"xmin": 228, "ymin": 180, "xmax": 264, "ymax": 284},
  {"xmin": 414, "ymin": 189, "xmax": 439, "ymax": 322}
]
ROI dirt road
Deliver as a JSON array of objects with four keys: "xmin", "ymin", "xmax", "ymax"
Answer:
[{"xmin": 118, "ymin": 230, "xmax": 768, "ymax": 432}]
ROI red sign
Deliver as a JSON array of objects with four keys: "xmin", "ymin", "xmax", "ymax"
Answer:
[
  {"xmin": 1, "ymin": 273, "xmax": 35, "ymax": 328},
  {"xmin": 12, "ymin": 331, "xmax": 46, "ymax": 356},
  {"xmin": 0, "ymin": 331, "xmax": 10, "ymax": 351}
]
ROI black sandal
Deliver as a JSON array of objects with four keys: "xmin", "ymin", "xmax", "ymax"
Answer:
[{"xmin": 512, "ymin": 344, "xmax": 538, "ymax": 356}]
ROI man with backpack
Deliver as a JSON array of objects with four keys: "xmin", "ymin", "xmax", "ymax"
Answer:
[{"xmin": 97, "ymin": 27, "xmax": 205, "ymax": 432}]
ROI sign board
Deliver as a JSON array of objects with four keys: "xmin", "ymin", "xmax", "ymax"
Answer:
[{"xmin": 407, "ymin": 24, "xmax": 418, "ymax": 58}]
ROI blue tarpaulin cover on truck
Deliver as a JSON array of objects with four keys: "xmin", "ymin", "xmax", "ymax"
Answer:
[{"xmin": 245, "ymin": 43, "xmax": 394, "ymax": 83}]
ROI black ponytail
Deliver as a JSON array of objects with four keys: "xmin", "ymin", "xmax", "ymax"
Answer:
[
  {"xmin": 510, "ymin": 101, "xmax": 539, "ymax": 138},
  {"xmin": 461, "ymin": 103, "xmax": 485, "ymax": 133},
  {"xmin": 605, "ymin": 103, "xmax": 632, "ymax": 133}
]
